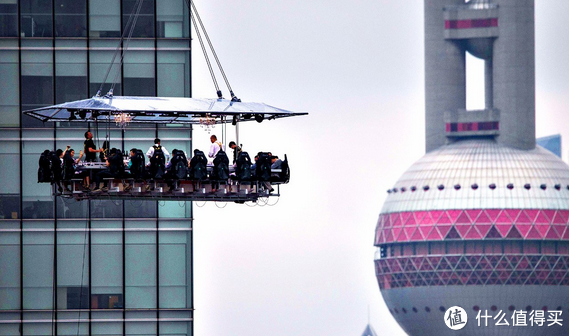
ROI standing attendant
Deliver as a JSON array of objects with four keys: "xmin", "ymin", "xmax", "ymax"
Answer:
[
  {"xmin": 77, "ymin": 131, "xmax": 103, "ymax": 189},
  {"xmin": 228, "ymin": 141, "xmax": 242, "ymax": 164},
  {"xmin": 208, "ymin": 135, "xmax": 224, "ymax": 160}
]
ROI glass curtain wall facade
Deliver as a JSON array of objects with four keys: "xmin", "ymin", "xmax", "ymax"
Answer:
[{"xmin": 0, "ymin": 1, "xmax": 193, "ymax": 335}]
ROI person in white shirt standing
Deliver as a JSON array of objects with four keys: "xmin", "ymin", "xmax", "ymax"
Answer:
[
  {"xmin": 208, "ymin": 135, "xmax": 224, "ymax": 160},
  {"xmin": 146, "ymin": 138, "xmax": 170, "ymax": 165}
]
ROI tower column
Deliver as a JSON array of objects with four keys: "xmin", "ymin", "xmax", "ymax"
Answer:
[
  {"xmin": 485, "ymin": 58, "xmax": 493, "ymax": 109},
  {"xmin": 424, "ymin": 0, "xmax": 467, "ymax": 152}
]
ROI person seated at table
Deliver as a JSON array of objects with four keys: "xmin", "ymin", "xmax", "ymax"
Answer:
[
  {"xmin": 250, "ymin": 154, "xmax": 259, "ymax": 171},
  {"xmin": 62, "ymin": 148, "xmax": 85, "ymax": 192},
  {"xmin": 92, "ymin": 148, "xmax": 123, "ymax": 192},
  {"xmin": 271, "ymin": 155, "xmax": 282, "ymax": 173},
  {"xmin": 123, "ymin": 148, "xmax": 149, "ymax": 192}
]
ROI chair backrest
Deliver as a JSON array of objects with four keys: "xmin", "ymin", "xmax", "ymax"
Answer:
[
  {"xmin": 189, "ymin": 150, "xmax": 207, "ymax": 180},
  {"xmin": 280, "ymin": 154, "xmax": 290, "ymax": 183},
  {"xmin": 235, "ymin": 151, "xmax": 252, "ymax": 181},
  {"xmin": 171, "ymin": 149, "xmax": 188, "ymax": 180},
  {"xmin": 150, "ymin": 145, "xmax": 166, "ymax": 179},
  {"xmin": 109, "ymin": 150, "xmax": 124, "ymax": 176},
  {"xmin": 62, "ymin": 153, "xmax": 75, "ymax": 180},
  {"xmin": 213, "ymin": 150, "xmax": 230, "ymax": 181},
  {"xmin": 38, "ymin": 150, "xmax": 53, "ymax": 183},
  {"xmin": 255, "ymin": 152, "xmax": 271, "ymax": 181},
  {"xmin": 49, "ymin": 151, "xmax": 62, "ymax": 181},
  {"xmin": 129, "ymin": 149, "xmax": 144, "ymax": 179}
]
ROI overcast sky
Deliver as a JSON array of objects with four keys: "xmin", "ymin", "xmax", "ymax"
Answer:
[{"xmin": 187, "ymin": 1, "xmax": 569, "ymax": 335}]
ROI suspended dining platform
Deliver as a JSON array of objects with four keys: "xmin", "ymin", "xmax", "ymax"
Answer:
[{"xmin": 27, "ymin": 95, "xmax": 305, "ymax": 204}]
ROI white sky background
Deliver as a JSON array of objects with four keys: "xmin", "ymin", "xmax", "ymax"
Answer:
[{"xmin": 187, "ymin": 1, "xmax": 569, "ymax": 335}]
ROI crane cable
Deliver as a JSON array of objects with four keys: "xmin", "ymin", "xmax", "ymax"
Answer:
[
  {"xmin": 186, "ymin": 1, "xmax": 221, "ymax": 98},
  {"xmin": 185, "ymin": 0, "xmax": 241, "ymax": 102}
]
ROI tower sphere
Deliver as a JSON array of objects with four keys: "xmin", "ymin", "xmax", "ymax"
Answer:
[{"xmin": 375, "ymin": 140, "xmax": 569, "ymax": 336}]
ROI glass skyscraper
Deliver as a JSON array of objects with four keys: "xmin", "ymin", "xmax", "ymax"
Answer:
[{"xmin": 0, "ymin": 1, "xmax": 194, "ymax": 335}]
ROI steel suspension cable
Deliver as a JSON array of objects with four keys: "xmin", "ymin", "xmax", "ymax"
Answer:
[
  {"xmin": 189, "ymin": 0, "xmax": 240, "ymax": 101},
  {"xmin": 185, "ymin": 0, "xmax": 222, "ymax": 98}
]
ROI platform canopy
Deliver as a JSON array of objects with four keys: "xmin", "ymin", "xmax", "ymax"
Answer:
[{"xmin": 23, "ymin": 96, "xmax": 307, "ymax": 124}]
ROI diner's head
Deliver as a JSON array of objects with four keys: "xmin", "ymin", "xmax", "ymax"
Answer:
[
  {"xmin": 154, "ymin": 138, "xmax": 160, "ymax": 145},
  {"xmin": 84, "ymin": 131, "xmax": 93, "ymax": 140},
  {"xmin": 229, "ymin": 141, "xmax": 237, "ymax": 149},
  {"xmin": 210, "ymin": 135, "xmax": 217, "ymax": 143}
]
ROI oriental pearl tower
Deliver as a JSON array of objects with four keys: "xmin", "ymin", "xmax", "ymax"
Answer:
[{"xmin": 374, "ymin": 0, "xmax": 569, "ymax": 335}]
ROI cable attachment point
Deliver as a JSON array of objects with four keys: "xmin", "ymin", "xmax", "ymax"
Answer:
[
  {"xmin": 95, "ymin": 90, "xmax": 102, "ymax": 97},
  {"xmin": 216, "ymin": 90, "xmax": 223, "ymax": 99},
  {"xmin": 230, "ymin": 91, "xmax": 241, "ymax": 102},
  {"xmin": 106, "ymin": 89, "xmax": 114, "ymax": 98}
]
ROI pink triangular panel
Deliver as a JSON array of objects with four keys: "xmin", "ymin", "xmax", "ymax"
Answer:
[
  {"xmin": 466, "ymin": 210, "xmax": 482, "ymax": 222},
  {"xmin": 382, "ymin": 214, "xmax": 391, "ymax": 228},
  {"xmin": 392, "ymin": 228, "xmax": 403, "ymax": 241},
  {"xmin": 553, "ymin": 225, "xmax": 566, "ymax": 237},
  {"xmin": 559, "ymin": 211, "xmax": 569, "ymax": 224},
  {"xmin": 497, "ymin": 210, "xmax": 515, "ymax": 224},
  {"xmin": 485, "ymin": 209, "xmax": 501, "ymax": 222},
  {"xmin": 456, "ymin": 212, "xmax": 472, "ymax": 224},
  {"xmin": 516, "ymin": 211, "xmax": 533, "ymax": 224},
  {"xmin": 465, "ymin": 227, "xmax": 482, "ymax": 239},
  {"xmin": 552, "ymin": 211, "xmax": 566, "ymax": 224},
  {"xmin": 404, "ymin": 227, "xmax": 417, "ymax": 240},
  {"xmin": 400, "ymin": 212, "xmax": 411, "ymax": 225},
  {"xmin": 535, "ymin": 211, "xmax": 550, "ymax": 224},
  {"xmin": 410, "ymin": 228, "xmax": 424, "ymax": 241},
  {"xmin": 495, "ymin": 224, "xmax": 512, "ymax": 237},
  {"xmin": 545, "ymin": 228, "xmax": 560, "ymax": 239},
  {"xmin": 447, "ymin": 210, "xmax": 462, "ymax": 224},
  {"xmin": 475, "ymin": 224, "xmax": 492, "ymax": 237},
  {"xmin": 476, "ymin": 211, "xmax": 493, "ymax": 224},
  {"xmin": 375, "ymin": 229, "xmax": 383, "ymax": 244},
  {"xmin": 427, "ymin": 228, "xmax": 443, "ymax": 240},
  {"xmin": 420, "ymin": 212, "xmax": 434, "ymax": 225},
  {"xmin": 535, "ymin": 224, "xmax": 549, "ymax": 237},
  {"xmin": 384, "ymin": 229, "xmax": 394, "ymax": 243},
  {"xmin": 526, "ymin": 226, "xmax": 542, "ymax": 239},
  {"xmin": 430, "ymin": 210, "xmax": 444, "ymax": 223},
  {"xmin": 516, "ymin": 224, "xmax": 532, "ymax": 238},
  {"xmin": 404, "ymin": 213, "xmax": 417, "ymax": 226},
  {"xmin": 437, "ymin": 225, "xmax": 452, "ymax": 238},
  {"xmin": 392, "ymin": 213, "xmax": 403, "ymax": 227},
  {"xmin": 455, "ymin": 224, "xmax": 471, "ymax": 237},
  {"xmin": 419, "ymin": 226, "xmax": 433, "ymax": 238},
  {"xmin": 414, "ymin": 211, "xmax": 426, "ymax": 225},
  {"xmin": 437, "ymin": 212, "xmax": 452, "ymax": 224},
  {"xmin": 543, "ymin": 210, "xmax": 556, "ymax": 222},
  {"xmin": 507, "ymin": 209, "xmax": 522, "ymax": 221},
  {"xmin": 563, "ymin": 229, "xmax": 569, "ymax": 240},
  {"xmin": 505, "ymin": 227, "xmax": 523, "ymax": 239},
  {"xmin": 525, "ymin": 209, "xmax": 539, "ymax": 222}
]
